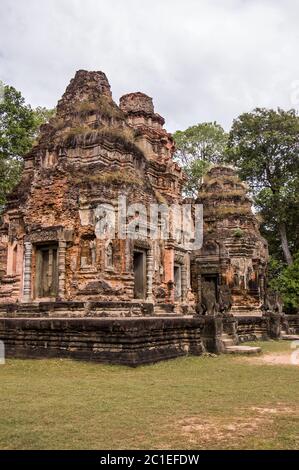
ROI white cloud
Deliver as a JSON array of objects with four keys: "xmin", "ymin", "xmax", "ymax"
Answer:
[{"xmin": 0, "ymin": 0, "xmax": 298, "ymax": 131}]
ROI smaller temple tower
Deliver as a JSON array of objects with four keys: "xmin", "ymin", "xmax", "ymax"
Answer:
[{"xmin": 191, "ymin": 166, "xmax": 268, "ymax": 316}]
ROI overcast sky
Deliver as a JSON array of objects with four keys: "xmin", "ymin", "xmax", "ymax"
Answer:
[{"xmin": 1, "ymin": 0, "xmax": 299, "ymax": 131}]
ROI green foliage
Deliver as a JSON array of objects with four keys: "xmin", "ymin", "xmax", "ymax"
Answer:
[
  {"xmin": 255, "ymin": 180, "xmax": 299, "ymax": 258},
  {"xmin": 270, "ymin": 252, "xmax": 299, "ymax": 310},
  {"xmin": 173, "ymin": 122, "xmax": 227, "ymax": 196},
  {"xmin": 0, "ymin": 82, "xmax": 34, "ymax": 206},
  {"xmin": 184, "ymin": 159, "xmax": 211, "ymax": 196},
  {"xmin": 267, "ymin": 256, "xmax": 285, "ymax": 281},
  {"xmin": 205, "ymin": 206, "xmax": 250, "ymax": 219},
  {"xmin": 75, "ymin": 96, "xmax": 123, "ymax": 120},
  {"xmin": 225, "ymin": 108, "xmax": 299, "ymax": 265},
  {"xmin": 226, "ymin": 108, "xmax": 299, "ymax": 190},
  {"xmin": 0, "ymin": 81, "xmax": 53, "ymax": 207},
  {"xmin": 174, "ymin": 122, "xmax": 228, "ymax": 164},
  {"xmin": 33, "ymin": 106, "xmax": 56, "ymax": 133},
  {"xmin": 233, "ymin": 228, "xmax": 244, "ymax": 238}
]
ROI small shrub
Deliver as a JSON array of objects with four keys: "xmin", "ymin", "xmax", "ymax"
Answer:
[
  {"xmin": 233, "ymin": 228, "xmax": 244, "ymax": 238},
  {"xmin": 198, "ymin": 189, "xmax": 246, "ymax": 200},
  {"xmin": 205, "ymin": 206, "xmax": 251, "ymax": 219},
  {"xmin": 155, "ymin": 190, "xmax": 168, "ymax": 205},
  {"xmin": 74, "ymin": 96, "xmax": 124, "ymax": 120}
]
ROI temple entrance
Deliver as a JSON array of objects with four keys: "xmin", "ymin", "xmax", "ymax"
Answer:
[
  {"xmin": 203, "ymin": 274, "xmax": 218, "ymax": 301},
  {"xmin": 133, "ymin": 250, "xmax": 146, "ymax": 299},
  {"xmin": 35, "ymin": 244, "xmax": 58, "ymax": 298},
  {"xmin": 174, "ymin": 265, "xmax": 182, "ymax": 301}
]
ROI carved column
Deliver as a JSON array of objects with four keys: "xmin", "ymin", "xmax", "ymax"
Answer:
[
  {"xmin": 125, "ymin": 239, "xmax": 131, "ymax": 272},
  {"xmin": 164, "ymin": 245, "xmax": 175, "ymax": 303},
  {"xmin": 259, "ymin": 273, "xmax": 265, "ymax": 304},
  {"xmin": 146, "ymin": 248, "xmax": 154, "ymax": 301},
  {"xmin": 23, "ymin": 242, "xmax": 32, "ymax": 303},
  {"xmin": 181, "ymin": 264, "xmax": 187, "ymax": 301},
  {"xmin": 197, "ymin": 272, "xmax": 202, "ymax": 308},
  {"xmin": 58, "ymin": 240, "xmax": 67, "ymax": 299}
]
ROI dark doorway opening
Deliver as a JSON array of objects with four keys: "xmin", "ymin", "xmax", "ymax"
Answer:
[
  {"xmin": 133, "ymin": 250, "xmax": 146, "ymax": 299},
  {"xmin": 36, "ymin": 244, "xmax": 58, "ymax": 298}
]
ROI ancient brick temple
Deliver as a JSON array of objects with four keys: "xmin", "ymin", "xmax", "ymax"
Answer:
[
  {"xmin": 0, "ymin": 70, "xmax": 278, "ymax": 365},
  {"xmin": 193, "ymin": 166, "xmax": 268, "ymax": 317},
  {"xmin": 0, "ymin": 70, "xmax": 268, "ymax": 316}
]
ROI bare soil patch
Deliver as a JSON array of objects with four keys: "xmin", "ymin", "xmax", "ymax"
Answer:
[
  {"xmin": 177, "ymin": 403, "xmax": 299, "ymax": 446},
  {"xmin": 178, "ymin": 415, "xmax": 272, "ymax": 445},
  {"xmin": 245, "ymin": 352, "xmax": 299, "ymax": 366}
]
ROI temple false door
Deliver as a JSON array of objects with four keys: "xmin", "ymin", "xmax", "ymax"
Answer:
[
  {"xmin": 203, "ymin": 274, "xmax": 219, "ymax": 301},
  {"xmin": 133, "ymin": 250, "xmax": 146, "ymax": 299},
  {"xmin": 174, "ymin": 265, "xmax": 182, "ymax": 301},
  {"xmin": 36, "ymin": 245, "xmax": 59, "ymax": 298}
]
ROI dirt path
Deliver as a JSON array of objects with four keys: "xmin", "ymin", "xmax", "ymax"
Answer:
[{"xmin": 244, "ymin": 352, "xmax": 299, "ymax": 366}]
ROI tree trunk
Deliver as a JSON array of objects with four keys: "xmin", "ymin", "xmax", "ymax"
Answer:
[{"xmin": 278, "ymin": 222, "xmax": 293, "ymax": 265}]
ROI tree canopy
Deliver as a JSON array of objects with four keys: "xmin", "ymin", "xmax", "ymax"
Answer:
[
  {"xmin": 173, "ymin": 122, "xmax": 227, "ymax": 196},
  {"xmin": 270, "ymin": 252, "xmax": 299, "ymax": 311},
  {"xmin": 225, "ymin": 107, "xmax": 299, "ymax": 266},
  {"xmin": 0, "ymin": 81, "xmax": 54, "ymax": 207}
]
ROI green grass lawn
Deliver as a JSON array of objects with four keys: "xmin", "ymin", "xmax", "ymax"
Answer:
[{"xmin": 0, "ymin": 340, "xmax": 298, "ymax": 450}]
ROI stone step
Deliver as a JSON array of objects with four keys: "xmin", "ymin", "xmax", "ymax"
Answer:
[
  {"xmin": 221, "ymin": 333, "xmax": 236, "ymax": 347},
  {"xmin": 155, "ymin": 310, "xmax": 175, "ymax": 315},
  {"xmin": 155, "ymin": 304, "xmax": 175, "ymax": 315},
  {"xmin": 281, "ymin": 335, "xmax": 299, "ymax": 341},
  {"xmin": 225, "ymin": 345, "xmax": 262, "ymax": 355},
  {"xmin": 222, "ymin": 338, "xmax": 235, "ymax": 346},
  {"xmin": 231, "ymin": 307, "xmax": 263, "ymax": 317}
]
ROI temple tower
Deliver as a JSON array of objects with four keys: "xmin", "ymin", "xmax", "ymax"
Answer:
[{"xmin": 191, "ymin": 166, "xmax": 268, "ymax": 316}]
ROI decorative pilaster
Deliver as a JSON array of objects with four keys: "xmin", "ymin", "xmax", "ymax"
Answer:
[
  {"xmin": 181, "ymin": 264, "xmax": 187, "ymax": 301},
  {"xmin": 259, "ymin": 273, "xmax": 265, "ymax": 303},
  {"xmin": 164, "ymin": 245, "xmax": 175, "ymax": 303},
  {"xmin": 197, "ymin": 272, "xmax": 202, "ymax": 307},
  {"xmin": 146, "ymin": 249, "xmax": 154, "ymax": 301},
  {"xmin": 23, "ymin": 242, "xmax": 32, "ymax": 303},
  {"xmin": 58, "ymin": 240, "xmax": 67, "ymax": 299}
]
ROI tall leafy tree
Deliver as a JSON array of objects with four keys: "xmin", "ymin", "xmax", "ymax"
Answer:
[
  {"xmin": 270, "ymin": 252, "xmax": 299, "ymax": 311},
  {"xmin": 33, "ymin": 106, "xmax": 55, "ymax": 132},
  {"xmin": 225, "ymin": 108, "xmax": 299, "ymax": 265},
  {"xmin": 0, "ymin": 82, "xmax": 54, "ymax": 207},
  {"xmin": 173, "ymin": 122, "xmax": 227, "ymax": 196}
]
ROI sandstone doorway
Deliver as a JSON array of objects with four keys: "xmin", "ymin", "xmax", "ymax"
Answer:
[
  {"xmin": 203, "ymin": 274, "xmax": 218, "ymax": 301},
  {"xmin": 36, "ymin": 245, "xmax": 58, "ymax": 299},
  {"xmin": 174, "ymin": 265, "xmax": 182, "ymax": 301},
  {"xmin": 133, "ymin": 250, "xmax": 146, "ymax": 299}
]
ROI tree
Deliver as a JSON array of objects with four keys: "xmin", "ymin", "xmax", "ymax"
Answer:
[
  {"xmin": 0, "ymin": 82, "xmax": 54, "ymax": 207},
  {"xmin": 33, "ymin": 106, "xmax": 56, "ymax": 133},
  {"xmin": 173, "ymin": 122, "xmax": 228, "ymax": 196},
  {"xmin": 270, "ymin": 252, "xmax": 299, "ymax": 312},
  {"xmin": 225, "ymin": 108, "xmax": 299, "ymax": 265},
  {"xmin": 255, "ymin": 180, "xmax": 299, "ymax": 264}
]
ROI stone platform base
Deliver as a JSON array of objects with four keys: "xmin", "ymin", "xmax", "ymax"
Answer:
[
  {"xmin": 0, "ymin": 307, "xmax": 298, "ymax": 366},
  {"xmin": 0, "ymin": 301, "xmax": 156, "ymax": 318},
  {"xmin": 0, "ymin": 317, "xmax": 205, "ymax": 366}
]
